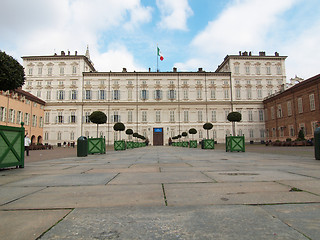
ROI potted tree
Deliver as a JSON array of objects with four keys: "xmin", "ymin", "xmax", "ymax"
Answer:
[
  {"xmin": 87, "ymin": 111, "xmax": 107, "ymax": 154},
  {"xmin": 89, "ymin": 111, "xmax": 107, "ymax": 137},
  {"xmin": 202, "ymin": 123, "xmax": 214, "ymax": 149},
  {"xmin": 226, "ymin": 112, "xmax": 245, "ymax": 152},
  {"xmin": 181, "ymin": 132, "xmax": 188, "ymax": 147},
  {"xmin": 133, "ymin": 132, "xmax": 139, "ymax": 148},
  {"xmin": 113, "ymin": 122, "xmax": 126, "ymax": 150},
  {"xmin": 295, "ymin": 129, "xmax": 306, "ymax": 146},
  {"xmin": 125, "ymin": 129, "xmax": 134, "ymax": 149},
  {"xmin": 189, "ymin": 128, "xmax": 198, "ymax": 148}
]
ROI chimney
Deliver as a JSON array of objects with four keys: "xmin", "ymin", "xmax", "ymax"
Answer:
[
  {"xmin": 259, "ymin": 51, "xmax": 265, "ymax": 56},
  {"xmin": 75, "ymin": 51, "xmax": 77, "ymax": 56},
  {"xmin": 122, "ymin": 68, "xmax": 127, "ymax": 72},
  {"xmin": 198, "ymin": 68, "xmax": 203, "ymax": 72},
  {"xmin": 68, "ymin": 51, "xmax": 70, "ymax": 55},
  {"xmin": 249, "ymin": 51, "xmax": 252, "ymax": 56},
  {"xmin": 148, "ymin": 68, "xmax": 151, "ymax": 72},
  {"xmin": 61, "ymin": 51, "xmax": 65, "ymax": 56},
  {"xmin": 239, "ymin": 51, "xmax": 242, "ymax": 56},
  {"xmin": 275, "ymin": 52, "xmax": 279, "ymax": 56},
  {"xmin": 173, "ymin": 67, "xmax": 177, "ymax": 72}
]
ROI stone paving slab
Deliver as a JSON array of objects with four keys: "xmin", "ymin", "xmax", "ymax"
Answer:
[
  {"xmin": 87, "ymin": 166, "xmax": 160, "ymax": 173},
  {"xmin": 0, "ymin": 184, "xmax": 164, "ymax": 209},
  {"xmin": 277, "ymin": 180, "xmax": 320, "ymax": 195},
  {"xmin": 109, "ymin": 172, "xmax": 213, "ymax": 185},
  {"xmin": 0, "ymin": 174, "xmax": 33, "ymax": 186},
  {"xmin": 164, "ymin": 182, "xmax": 320, "ymax": 206},
  {"xmin": 204, "ymin": 170, "xmax": 314, "ymax": 182},
  {"xmin": 0, "ymin": 209, "xmax": 71, "ymax": 240},
  {"xmin": 0, "ymin": 186, "xmax": 45, "ymax": 205},
  {"xmin": 262, "ymin": 204, "xmax": 320, "ymax": 240},
  {"xmin": 6, "ymin": 173, "xmax": 118, "ymax": 187},
  {"xmin": 39, "ymin": 205, "xmax": 310, "ymax": 240},
  {"xmin": 285, "ymin": 169, "xmax": 320, "ymax": 179}
]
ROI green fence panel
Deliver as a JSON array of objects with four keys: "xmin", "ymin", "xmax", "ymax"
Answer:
[
  {"xmin": 126, "ymin": 141, "xmax": 134, "ymax": 149},
  {"xmin": 114, "ymin": 140, "xmax": 126, "ymax": 151},
  {"xmin": 182, "ymin": 141, "xmax": 189, "ymax": 147},
  {"xmin": 189, "ymin": 140, "xmax": 197, "ymax": 148},
  {"xmin": 226, "ymin": 135, "xmax": 245, "ymax": 152},
  {"xmin": 203, "ymin": 139, "xmax": 215, "ymax": 149},
  {"xmin": 88, "ymin": 137, "xmax": 106, "ymax": 154},
  {"xmin": 133, "ymin": 142, "xmax": 139, "ymax": 148},
  {"xmin": 0, "ymin": 124, "xmax": 24, "ymax": 169}
]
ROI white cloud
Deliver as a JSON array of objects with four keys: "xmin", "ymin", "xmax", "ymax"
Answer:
[
  {"xmin": 0, "ymin": 0, "xmax": 152, "ymax": 71},
  {"xmin": 156, "ymin": 0, "xmax": 193, "ymax": 31}
]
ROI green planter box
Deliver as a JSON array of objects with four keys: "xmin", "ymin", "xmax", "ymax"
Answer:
[
  {"xmin": 0, "ymin": 124, "xmax": 25, "ymax": 169},
  {"xmin": 177, "ymin": 142, "xmax": 182, "ymax": 147},
  {"xmin": 189, "ymin": 140, "xmax": 197, "ymax": 148},
  {"xmin": 182, "ymin": 141, "xmax": 189, "ymax": 147},
  {"xmin": 226, "ymin": 136, "xmax": 245, "ymax": 152},
  {"xmin": 114, "ymin": 140, "xmax": 126, "ymax": 151},
  {"xmin": 88, "ymin": 137, "xmax": 106, "ymax": 154},
  {"xmin": 134, "ymin": 142, "xmax": 140, "ymax": 148},
  {"xmin": 126, "ymin": 141, "xmax": 134, "ymax": 149},
  {"xmin": 202, "ymin": 139, "xmax": 215, "ymax": 149},
  {"xmin": 172, "ymin": 142, "xmax": 176, "ymax": 146}
]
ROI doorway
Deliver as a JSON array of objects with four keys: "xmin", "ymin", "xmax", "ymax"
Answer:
[{"xmin": 153, "ymin": 128, "xmax": 164, "ymax": 146}]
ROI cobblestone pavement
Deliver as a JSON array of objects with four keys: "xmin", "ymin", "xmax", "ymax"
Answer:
[{"xmin": 1, "ymin": 145, "xmax": 319, "ymax": 240}]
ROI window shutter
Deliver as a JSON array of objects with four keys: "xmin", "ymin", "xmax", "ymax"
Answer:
[
  {"xmin": 160, "ymin": 90, "xmax": 163, "ymax": 99},
  {"xmin": 167, "ymin": 90, "xmax": 170, "ymax": 99},
  {"xmin": 174, "ymin": 90, "xmax": 177, "ymax": 99},
  {"xmin": 146, "ymin": 90, "xmax": 149, "ymax": 100}
]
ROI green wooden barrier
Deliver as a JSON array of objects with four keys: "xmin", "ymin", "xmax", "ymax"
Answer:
[
  {"xmin": 133, "ymin": 142, "xmax": 139, "ymax": 148},
  {"xmin": 126, "ymin": 141, "xmax": 134, "ymax": 149},
  {"xmin": 88, "ymin": 137, "xmax": 106, "ymax": 154},
  {"xmin": 0, "ymin": 124, "xmax": 25, "ymax": 169},
  {"xmin": 203, "ymin": 139, "xmax": 214, "ymax": 149},
  {"xmin": 189, "ymin": 140, "xmax": 197, "ymax": 148},
  {"xmin": 182, "ymin": 141, "xmax": 189, "ymax": 147},
  {"xmin": 226, "ymin": 135, "xmax": 245, "ymax": 152},
  {"xmin": 114, "ymin": 140, "xmax": 126, "ymax": 151}
]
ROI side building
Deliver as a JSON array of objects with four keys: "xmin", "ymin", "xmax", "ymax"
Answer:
[
  {"xmin": 263, "ymin": 74, "xmax": 320, "ymax": 142},
  {"xmin": 0, "ymin": 88, "xmax": 45, "ymax": 144},
  {"xmin": 22, "ymin": 50, "xmax": 287, "ymax": 146}
]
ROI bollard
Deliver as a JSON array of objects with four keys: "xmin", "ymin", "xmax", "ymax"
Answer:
[{"xmin": 314, "ymin": 127, "xmax": 320, "ymax": 160}]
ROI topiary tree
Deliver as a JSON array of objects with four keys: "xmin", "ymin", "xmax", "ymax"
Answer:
[
  {"xmin": 297, "ymin": 128, "xmax": 305, "ymax": 141},
  {"xmin": 125, "ymin": 129, "xmax": 133, "ymax": 140},
  {"xmin": 203, "ymin": 122, "xmax": 213, "ymax": 139},
  {"xmin": 227, "ymin": 112, "xmax": 242, "ymax": 136},
  {"xmin": 189, "ymin": 128, "xmax": 197, "ymax": 139},
  {"xmin": 113, "ymin": 122, "xmax": 125, "ymax": 140},
  {"xmin": 89, "ymin": 111, "xmax": 107, "ymax": 137},
  {"xmin": 0, "ymin": 51, "xmax": 25, "ymax": 91},
  {"xmin": 182, "ymin": 132, "xmax": 188, "ymax": 138}
]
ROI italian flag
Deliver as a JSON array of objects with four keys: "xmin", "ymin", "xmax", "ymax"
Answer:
[{"xmin": 157, "ymin": 47, "xmax": 164, "ymax": 61}]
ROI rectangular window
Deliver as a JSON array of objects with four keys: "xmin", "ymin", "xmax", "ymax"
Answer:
[
  {"xmin": 128, "ymin": 89, "xmax": 133, "ymax": 100},
  {"xmin": 277, "ymin": 105, "xmax": 283, "ymax": 118},
  {"xmin": 257, "ymin": 89, "xmax": 262, "ymax": 98},
  {"xmin": 70, "ymin": 132, "xmax": 75, "ymax": 140},
  {"xmin": 266, "ymin": 66, "xmax": 271, "ymax": 75},
  {"xmin": 289, "ymin": 125, "xmax": 295, "ymax": 137},
  {"xmin": 183, "ymin": 89, "xmax": 188, "ymax": 99},
  {"xmin": 71, "ymin": 90, "xmax": 77, "ymax": 100},
  {"xmin": 155, "ymin": 90, "xmax": 162, "ymax": 100},
  {"xmin": 245, "ymin": 66, "xmax": 250, "ymax": 74},
  {"xmin": 248, "ymin": 110, "xmax": 253, "ymax": 122},
  {"xmin": 39, "ymin": 117, "xmax": 43, "ymax": 127},
  {"xmin": 37, "ymin": 91, "xmax": 41, "ymax": 98},
  {"xmin": 298, "ymin": 97, "xmax": 303, "ymax": 113},
  {"xmin": 259, "ymin": 109, "xmax": 264, "ymax": 122},
  {"xmin": 47, "ymin": 67, "xmax": 52, "ymax": 75},
  {"xmin": 225, "ymin": 110, "xmax": 230, "ymax": 121},
  {"xmin": 287, "ymin": 101, "xmax": 292, "ymax": 116},
  {"xmin": 156, "ymin": 110, "xmax": 161, "ymax": 122},
  {"xmin": 46, "ymin": 91, "xmax": 51, "ymax": 100},
  {"xmin": 24, "ymin": 113, "xmax": 30, "ymax": 125},
  {"xmin": 45, "ymin": 112, "xmax": 50, "ymax": 123},
  {"xmin": 183, "ymin": 110, "xmax": 188, "ymax": 122},
  {"xmin": 85, "ymin": 90, "xmax": 91, "ymax": 100},
  {"xmin": 85, "ymin": 112, "xmax": 90, "ymax": 123},
  {"xmin": 260, "ymin": 129, "xmax": 265, "ymax": 138},
  {"xmin": 57, "ymin": 90, "xmax": 65, "ymax": 100},
  {"xmin": 210, "ymin": 89, "xmax": 216, "ymax": 99},
  {"xmin": 234, "ymin": 65, "xmax": 239, "ymax": 74},
  {"xmin": 249, "ymin": 129, "xmax": 254, "ymax": 138},
  {"xmin": 236, "ymin": 88, "xmax": 241, "ymax": 99},
  {"xmin": 141, "ymin": 111, "xmax": 147, "ymax": 122},
  {"xmin": 256, "ymin": 66, "xmax": 260, "ymax": 75},
  {"xmin": 168, "ymin": 90, "xmax": 176, "ymax": 100},
  {"xmin": 32, "ymin": 115, "xmax": 37, "ymax": 127},
  {"xmin": 60, "ymin": 67, "xmax": 64, "ymax": 75},
  {"xmin": 28, "ymin": 68, "xmax": 33, "ymax": 75},
  {"xmin": 57, "ymin": 112, "xmax": 64, "ymax": 124},
  {"xmin": 70, "ymin": 112, "xmax": 76, "ymax": 123},
  {"xmin": 309, "ymin": 94, "xmax": 315, "ymax": 111},
  {"xmin": 211, "ymin": 110, "xmax": 216, "ymax": 122},
  {"xmin": 198, "ymin": 110, "xmax": 203, "ymax": 122},
  {"xmin": 276, "ymin": 66, "xmax": 282, "ymax": 75},
  {"xmin": 197, "ymin": 89, "xmax": 202, "ymax": 99},
  {"xmin": 44, "ymin": 132, "xmax": 49, "ymax": 141},
  {"xmin": 57, "ymin": 132, "xmax": 62, "ymax": 141},
  {"xmin": 113, "ymin": 90, "xmax": 120, "ymax": 100},
  {"xmin": 170, "ymin": 110, "xmax": 175, "ymax": 122},
  {"xmin": 128, "ymin": 111, "xmax": 133, "ymax": 122},
  {"xmin": 113, "ymin": 111, "xmax": 120, "ymax": 123},
  {"xmin": 247, "ymin": 88, "xmax": 252, "ymax": 99},
  {"xmin": 224, "ymin": 89, "xmax": 229, "ymax": 99},
  {"xmin": 16, "ymin": 111, "xmax": 22, "ymax": 124},
  {"xmin": 271, "ymin": 107, "xmax": 275, "ymax": 120},
  {"xmin": 99, "ymin": 90, "xmax": 106, "ymax": 100},
  {"xmin": 141, "ymin": 90, "xmax": 148, "ymax": 100},
  {"xmin": 72, "ymin": 66, "xmax": 77, "ymax": 74},
  {"xmin": 38, "ymin": 67, "xmax": 42, "ymax": 75}
]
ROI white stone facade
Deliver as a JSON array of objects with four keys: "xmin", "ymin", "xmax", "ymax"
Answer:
[{"xmin": 22, "ymin": 50, "xmax": 287, "ymax": 145}]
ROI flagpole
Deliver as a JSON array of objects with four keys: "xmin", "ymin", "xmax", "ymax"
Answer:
[{"xmin": 156, "ymin": 44, "xmax": 159, "ymax": 72}]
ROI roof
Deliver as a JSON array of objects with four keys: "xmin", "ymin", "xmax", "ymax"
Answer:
[{"xmin": 14, "ymin": 88, "xmax": 46, "ymax": 105}]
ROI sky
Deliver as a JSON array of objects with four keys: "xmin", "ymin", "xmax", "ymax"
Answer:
[{"xmin": 1, "ymin": 0, "xmax": 320, "ymax": 80}]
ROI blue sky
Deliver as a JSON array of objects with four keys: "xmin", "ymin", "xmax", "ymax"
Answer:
[{"xmin": 1, "ymin": 0, "xmax": 320, "ymax": 80}]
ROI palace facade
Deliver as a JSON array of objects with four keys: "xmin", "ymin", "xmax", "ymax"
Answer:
[{"xmin": 22, "ymin": 49, "xmax": 287, "ymax": 145}]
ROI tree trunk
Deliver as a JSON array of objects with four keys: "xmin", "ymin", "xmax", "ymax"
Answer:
[
  {"xmin": 96, "ymin": 124, "xmax": 99, "ymax": 138},
  {"xmin": 232, "ymin": 122, "xmax": 236, "ymax": 136}
]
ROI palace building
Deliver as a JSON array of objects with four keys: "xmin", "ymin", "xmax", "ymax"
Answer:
[{"xmin": 22, "ymin": 49, "xmax": 287, "ymax": 146}]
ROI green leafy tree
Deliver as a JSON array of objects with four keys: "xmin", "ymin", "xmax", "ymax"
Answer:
[
  {"xmin": 203, "ymin": 122, "xmax": 213, "ymax": 139},
  {"xmin": 125, "ymin": 129, "xmax": 133, "ymax": 140},
  {"xmin": 227, "ymin": 112, "xmax": 242, "ymax": 136},
  {"xmin": 182, "ymin": 132, "xmax": 188, "ymax": 138},
  {"xmin": 113, "ymin": 122, "xmax": 126, "ymax": 140},
  {"xmin": 0, "ymin": 51, "xmax": 25, "ymax": 91},
  {"xmin": 89, "ymin": 111, "xmax": 107, "ymax": 137},
  {"xmin": 297, "ymin": 129, "xmax": 305, "ymax": 141},
  {"xmin": 188, "ymin": 128, "xmax": 197, "ymax": 139}
]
